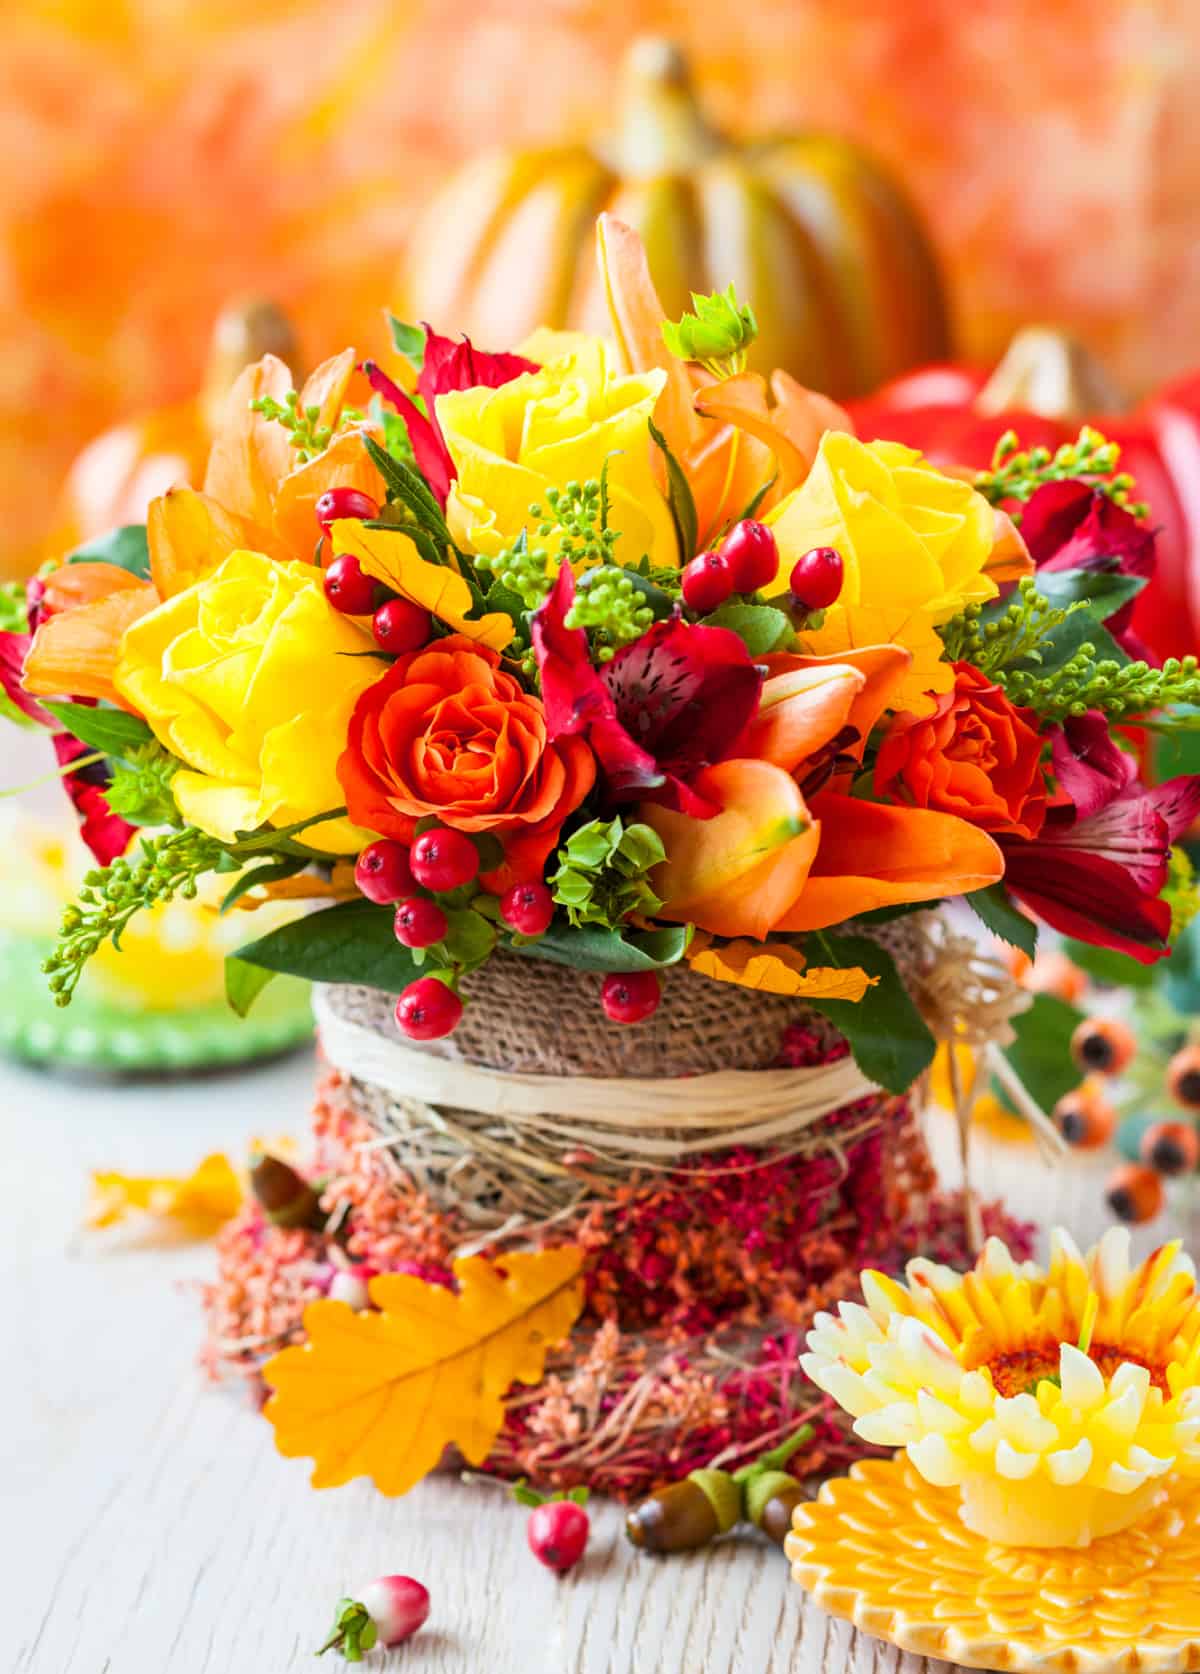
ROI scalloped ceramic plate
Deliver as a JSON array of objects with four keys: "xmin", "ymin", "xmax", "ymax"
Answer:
[{"xmin": 786, "ymin": 1456, "xmax": 1200, "ymax": 1674}]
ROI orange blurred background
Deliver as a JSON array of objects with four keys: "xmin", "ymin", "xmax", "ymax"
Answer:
[{"xmin": 5, "ymin": 0, "xmax": 1200, "ymax": 573}]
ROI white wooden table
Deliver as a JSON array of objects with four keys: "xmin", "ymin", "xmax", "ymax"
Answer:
[{"xmin": 4, "ymin": 1033, "xmax": 1183, "ymax": 1674}]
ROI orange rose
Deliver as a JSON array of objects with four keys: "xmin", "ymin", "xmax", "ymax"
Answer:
[
  {"xmin": 874, "ymin": 662, "xmax": 1047, "ymax": 839},
  {"xmin": 338, "ymin": 636, "xmax": 595, "ymax": 886}
]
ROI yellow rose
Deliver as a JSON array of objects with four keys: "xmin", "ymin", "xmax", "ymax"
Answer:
[
  {"xmin": 765, "ymin": 433, "xmax": 999, "ymax": 713},
  {"xmin": 438, "ymin": 334, "xmax": 676, "ymax": 570},
  {"xmin": 113, "ymin": 551, "xmax": 378, "ymax": 853}
]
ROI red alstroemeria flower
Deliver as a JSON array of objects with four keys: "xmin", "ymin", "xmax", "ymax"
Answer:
[
  {"xmin": 532, "ymin": 562, "xmax": 763, "ymax": 818},
  {"xmin": 362, "ymin": 329, "xmax": 538, "ymax": 506},
  {"xmin": 2, "ymin": 578, "xmax": 134, "ymax": 864},
  {"xmin": 1000, "ymin": 710, "xmax": 1200, "ymax": 963},
  {"xmin": 1022, "ymin": 480, "xmax": 1158, "ymax": 661}
]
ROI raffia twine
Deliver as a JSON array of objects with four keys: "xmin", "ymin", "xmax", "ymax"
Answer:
[{"xmin": 314, "ymin": 910, "xmax": 1050, "ymax": 1250}]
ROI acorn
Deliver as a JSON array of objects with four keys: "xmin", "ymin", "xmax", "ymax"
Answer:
[
  {"xmin": 625, "ymin": 1468, "xmax": 741, "ymax": 1553},
  {"xmin": 743, "ymin": 1470, "xmax": 807, "ymax": 1546},
  {"xmin": 1105, "ymin": 1162, "xmax": 1165, "ymax": 1225},
  {"xmin": 1053, "ymin": 1084, "xmax": 1116, "ymax": 1150},
  {"xmin": 1140, "ymin": 1120, "xmax": 1200, "ymax": 1177},
  {"xmin": 249, "ymin": 1153, "xmax": 326, "ymax": 1230},
  {"xmin": 1070, "ymin": 1017, "xmax": 1136, "ymax": 1077},
  {"xmin": 1167, "ymin": 1045, "xmax": 1200, "ymax": 1110}
]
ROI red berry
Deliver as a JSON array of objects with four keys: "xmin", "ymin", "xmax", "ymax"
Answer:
[
  {"xmin": 393, "ymin": 897, "xmax": 448, "ymax": 949},
  {"xmin": 373, "ymin": 597, "xmax": 432, "ymax": 655},
  {"xmin": 681, "ymin": 551, "xmax": 734, "ymax": 614},
  {"xmin": 789, "ymin": 546, "xmax": 844, "ymax": 610},
  {"xmin": 410, "ymin": 828, "xmax": 479, "ymax": 892},
  {"xmin": 719, "ymin": 519, "xmax": 778, "ymax": 592},
  {"xmin": 324, "ymin": 554, "xmax": 378, "ymax": 615},
  {"xmin": 500, "ymin": 881, "xmax": 554, "ymax": 937},
  {"xmin": 355, "ymin": 839, "xmax": 417, "ymax": 904},
  {"xmin": 600, "ymin": 971, "xmax": 661, "ymax": 1024},
  {"xmin": 527, "ymin": 1500, "xmax": 589, "ymax": 1575},
  {"xmin": 358, "ymin": 1576, "xmax": 430, "ymax": 1647},
  {"xmin": 395, "ymin": 977, "xmax": 462, "ymax": 1040},
  {"xmin": 315, "ymin": 486, "xmax": 380, "ymax": 534}
]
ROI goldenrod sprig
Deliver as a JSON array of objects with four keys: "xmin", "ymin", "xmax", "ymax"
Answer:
[
  {"xmin": 1003, "ymin": 652, "xmax": 1200, "ymax": 722},
  {"xmin": 939, "ymin": 577, "xmax": 1082, "ymax": 675},
  {"xmin": 976, "ymin": 425, "xmax": 1148, "ymax": 519},
  {"xmin": 250, "ymin": 390, "xmax": 363, "ymax": 462}
]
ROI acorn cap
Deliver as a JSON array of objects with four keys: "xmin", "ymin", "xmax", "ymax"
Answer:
[{"xmin": 687, "ymin": 1468, "xmax": 742, "ymax": 1535}]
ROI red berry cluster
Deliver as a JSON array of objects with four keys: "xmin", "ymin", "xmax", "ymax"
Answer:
[
  {"xmin": 316, "ymin": 489, "xmax": 434, "ymax": 657},
  {"xmin": 679, "ymin": 521, "xmax": 844, "ymax": 620}
]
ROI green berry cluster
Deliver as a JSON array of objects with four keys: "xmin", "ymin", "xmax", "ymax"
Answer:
[
  {"xmin": 1003, "ymin": 651, "xmax": 1200, "ymax": 723},
  {"xmin": 474, "ymin": 479, "xmax": 621, "ymax": 610},
  {"xmin": 43, "ymin": 829, "xmax": 225, "ymax": 1005},
  {"xmin": 1165, "ymin": 846, "xmax": 1200, "ymax": 941},
  {"xmin": 249, "ymin": 390, "xmax": 362, "ymax": 462},
  {"xmin": 565, "ymin": 567, "xmax": 655, "ymax": 662},
  {"xmin": 940, "ymin": 576, "xmax": 1081, "ymax": 675},
  {"xmin": 976, "ymin": 425, "xmax": 1149, "ymax": 519}
]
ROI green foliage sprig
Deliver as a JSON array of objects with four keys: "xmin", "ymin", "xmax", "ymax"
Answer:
[
  {"xmin": 551, "ymin": 817, "xmax": 666, "ymax": 929},
  {"xmin": 43, "ymin": 829, "xmax": 225, "ymax": 1005},
  {"xmin": 250, "ymin": 389, "xmax": 362, "ymax": 462},
  {"xmin": 939, "ymin": 577, "xmax": 1082, "ymax": 675},
  {"xmin": 1164, "ymin": 846, "xmax": 1200, "ymax": 941},
  {"xmin": 975, "ymin": 425, "xmax": 1148, "ymax": 519},
  {"xmin": 475, "ymin": 478, "xmax": 621, "ymax": 610},
  {"xmin": 103, "ymin": 742, "xmax": 181, "ymax": 827},
  {"xmin": 661, "ymin": 283, "xmax": 758, "ymax": 377},
  {"xmin": 565, "ymin": 568, "xmax": 655, "ymax": 661},
  {"xmin": 1003, "ymin": 652, "xmax": 1200, "ymax": 723}
]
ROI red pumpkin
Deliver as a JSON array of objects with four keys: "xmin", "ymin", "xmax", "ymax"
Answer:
[{"xmin": 849, "ymin": 329, "xmax": 1200, "ymax": 662}]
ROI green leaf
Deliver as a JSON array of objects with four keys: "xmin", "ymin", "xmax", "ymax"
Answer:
[
  {"xmin": 363, "ymin": 433, "xmax": 450, "ymax": 545},
  {"xmin": 1009, "ymin": 600, "xmax": 1130, "ymax": 674},
  {"xmin": 218, "ymin": 855, "xmax": 309, "ymax": 915},
  {"xmin": 1152, "ymin": 707, "xmax": 1200, "ymax": 776},
  {"xmin": 515, "ymin": 922, "xmax": 691, "ymax": 973},
  {"xmin": 648, "ymin": 417, "xmax": 698, "ymax": 566},
  {"xmin": 65, "ymin": 523, "xmax": 151, "ymax": 578},
  {"xmin": 699, "ymin": 601, "xmax": 793, "ymax": 656},
  {"xmin": 224, "ymin": 956, "xmax": 278, "ymax": 1017},
  {"xmin": 805, "ymin": 933, "xmax": 936, "ymax": 1094},
  {"xmin": 233, "ymin": 899, "xmax": 422, "ymax": 992},
  {"xmin": 737, "ymin": 471, "xmax": 778, "ymax": 525},
  {"xmin": 1034, "ymin": 567, "xmax": 1147, "ymax": 619},
  {"xmin": 965, "ymin": 883, "xmax": 1038, "ymax": 960},
  {"xmin": 43, "ymin": 700, "xmax": 155, "ymax": 759},
  {"xmin": 1000, "ymin": 991, "xmax": 1085, "ymax": 1113},
  {"xmin": 387, "ymin": 315, "xmax": 426, "ymax": 369},
  {"xmin": 441, "ymin": 907, "xmax": 497, "ymax": 969}
]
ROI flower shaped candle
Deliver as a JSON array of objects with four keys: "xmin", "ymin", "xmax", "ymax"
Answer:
[{"xmin": 802, "ymin": 1228, "xmax": 1200, "ymax": 1547}]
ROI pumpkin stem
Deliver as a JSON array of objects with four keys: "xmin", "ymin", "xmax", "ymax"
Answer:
[
  {"xmin": 601, "ymin": 38, "xmax": 721, "ymax": 177},
  {"xmin": 975, "ymin": 326, "xmax": 1126, "ymax": 422},
  {"xmin": 202, "ymin": 298, "xmax": 300, "ymax": 426}
]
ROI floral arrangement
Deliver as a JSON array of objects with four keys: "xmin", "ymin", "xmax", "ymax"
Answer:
[{"xmin": 4, "ymin": 214, "xmax": 1200, "ymax": 1086}]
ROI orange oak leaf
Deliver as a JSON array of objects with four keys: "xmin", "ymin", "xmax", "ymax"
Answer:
[
  {"xmin": 688, "ymin": 937, "xmax": 877, "ymax": 1002},
  {"xmin": 86, "ymin": 1152, "xmax": 243, "ymax": 1237},
  {"xmin": 262, "ymin": 1246, "xmax": 585, "ymax": 1494}
]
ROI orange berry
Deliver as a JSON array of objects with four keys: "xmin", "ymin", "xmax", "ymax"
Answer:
[
  {"xmin": 1070, "ymin": 1017, "xmax": 1137, "ymax": 1077},
  {"xmin": 1141, "ymin": 1120, "xmax": 1200, "ymax": 1176},
  {"xmin": 1167, "ymin": 1045, "xmax": 1200, "ymax": 1110},
  {"xmin": 1053, "ymin": 1085, "xmax": 1116, "ymax": 1149},
  {"xmin": 1105, "ymin": 1162, "xmax": 1165, "ymax": 1224}
]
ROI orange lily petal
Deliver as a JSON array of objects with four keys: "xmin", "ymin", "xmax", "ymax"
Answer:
[
  {"xmin": 273, "ymin": 426, "xmax": 386, "ymax": 564},
  {"xmin": 767, "ymin": 370, "xmax": 854, "ymax": 472},
  {"xmin": 148, "ymin": 486, "xmax": 269, "ymax": 598},
  {"xmin": 40, "ymin": 561, "xmax": 147, "ymax": 614},
  {"xmin": 693, "ymin": 373, "xmax": 812, "ymax": 496},
  {"xmin": 762, "ymin": 643, "xmax": 913, "ymax": 763},
  {"xmin": 298, "ymin": 347, "xmax": 359, "ymax": 433},
  {"xmin": 596, "ymin": 213, "xmax": 703, "ymax": 459},
  {"xmin": 744, "ymin": 662, "xmax": 866, "ymax": 774},
  {"xmin": 643, "ymin": 759, "xmax": 819, "ymax": 940},
  {"xmin": 203, "ymin": 354, "xmax": 296, "ymax": 541},
  {"xmin": 23, "ymin": 585, "xmax": 159, "ymax": 705},
  {"xmin": 986, "ymin": 506, "xmax": 1035, "ymax": 584},
  {"xmin": 775, "ymin": 792, "xmax": 1004, "ymax": 931}
]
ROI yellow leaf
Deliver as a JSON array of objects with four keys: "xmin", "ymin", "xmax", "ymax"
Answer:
[
  {"xmin": 262, "ymin": 1246, "xmax": 585, "ymax": 1494},
  {"xmin": 332, "ymin": 519, "xmax": 514, "ymax": 650},
  {"xmin": 86, "ymin": 1152, "xmax": 243, "ymax": 1236},
  {"xmin": 689, "ymin": 938, "xmax": 877, "ymax": 1002},
  {"xmin": 227, "ymin": 860, "xmax": 358, "ymax": 910}
]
